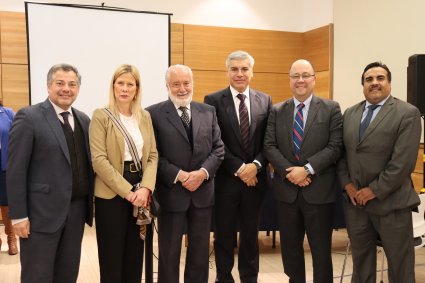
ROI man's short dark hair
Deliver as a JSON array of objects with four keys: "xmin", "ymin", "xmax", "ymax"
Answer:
[{"xmin": 361, "ymin": 61, "xmax": 392, "ymax": 85}]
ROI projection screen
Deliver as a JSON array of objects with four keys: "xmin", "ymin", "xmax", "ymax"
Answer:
[{"xmin": 26, "ymin": 2, "xmax": 171, "ymax": 117}]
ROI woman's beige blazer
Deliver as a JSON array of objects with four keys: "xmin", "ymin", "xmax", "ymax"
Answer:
[{"xmin": 89, "ymin": 108, "xmax": 158, "ymax": 199}]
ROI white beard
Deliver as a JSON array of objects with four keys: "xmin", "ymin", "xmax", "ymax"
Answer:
[{"xmin": 168, "ymin": 90, "xmax": 192, "ymax": 107}]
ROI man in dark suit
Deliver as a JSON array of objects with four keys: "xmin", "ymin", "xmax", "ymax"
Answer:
[
  {"xmin": 146, "ymin": 64, "xmax": 224, "ymax": 283},
  {"xmin": 263, "ymin": 59, "xmax": 343, "ymax": 283},
  {"xmin": 6, "ymin": 64, "xmax": 94, "ymax": 283},
  {"xmin": 204, "ymin": 50, "xmax": 272, "ymax": 283},
  {"xmin": 338, "ymin": 61, "xmax": 421, "ymax": 283}
]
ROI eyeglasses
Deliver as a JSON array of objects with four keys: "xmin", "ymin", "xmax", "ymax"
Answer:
[
  {"xmin": 169, "ymin": 81, "xmax": 192, "ymax": 89},
  {"xmin": 289, "ymin": 73, "xmax": 315, "ymax": 80}
]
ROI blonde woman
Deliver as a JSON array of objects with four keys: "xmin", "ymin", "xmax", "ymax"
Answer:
[{"xmin": 90, "ymin": 64, "xmax": 158, "ymax": 283}]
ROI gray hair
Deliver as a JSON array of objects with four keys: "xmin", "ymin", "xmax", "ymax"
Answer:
[
  {"xmin": 47, "ymin": 63, "xmax": 81, "ymax": 86},
  {"xmin": 165, "ymin": 64, "xmax": 193, "ymax": 85},
  {"xmin": 225, "ymin": 50, "xmax": 255, "ymax": 69}
]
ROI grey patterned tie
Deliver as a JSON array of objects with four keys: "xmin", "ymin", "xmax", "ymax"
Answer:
[{"xmin": 179, "ymin": 106, "xmax": 190, "ymax": 128}]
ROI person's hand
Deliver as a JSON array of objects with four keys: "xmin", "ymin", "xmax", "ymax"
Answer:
[
  {"xmin": 182, "ymin": 170, "xmax": 207, "ymax": 191},
  {"xmin": 244, "ymin": 176, "xmax": 258, "ymax": 187},
  {"xmin": 344, "ymin": 183, "xmax": 358, "ymax": 206},
  {"xmin": 177, "ymin": 170, "xmax": 190, "ymax": 184},
  {"xmin": 13, "ymin": 219, "xmax": 30, "ymax": 238},
  {"xmin": 238, "ymin": 163, "xmax": 258, "ymax": 184},
  {"xmin": 356, "ymin": 187, "xmax": 376, "ymax": 206},
  {"xmin": 126, "ymin": 187, "xmax": 151, "ymax": 207},
  {"xmin": 285, "ymin": 166, "xmax": 311, "ymax": 186},
  {"xmin": 132, "ymin": 187, "xmax": 151, "ymax": 207}
]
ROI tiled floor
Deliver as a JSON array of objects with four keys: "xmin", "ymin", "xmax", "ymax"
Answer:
[{"xmin": 0, "ymin": 224, "xmax": 424, "ymax": 283}]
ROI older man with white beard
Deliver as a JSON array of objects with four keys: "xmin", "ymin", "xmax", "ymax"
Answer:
[{"xmin": 146, "ymin": 64, "xmax": 224, "ymax": 283}]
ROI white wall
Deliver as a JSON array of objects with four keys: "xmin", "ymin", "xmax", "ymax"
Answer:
[
  {"xmin": 334, "ymin": 0, "xmax": 425, "ymax": 111},
  {"xmin": 0, "ymin": 0, "xmax": 331, "ymax": 32}
]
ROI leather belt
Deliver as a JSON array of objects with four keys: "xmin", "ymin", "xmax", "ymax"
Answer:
[{"xmin": 124, "ymin": 161, "xmax": 138, "ymax": 173}]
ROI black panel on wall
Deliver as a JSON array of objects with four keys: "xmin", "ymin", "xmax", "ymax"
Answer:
[{"xmin": 407, "ymin": 54, "xmax": 425, "ymax": 114}]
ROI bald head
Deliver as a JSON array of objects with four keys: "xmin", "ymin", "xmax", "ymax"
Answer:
[{"xmin": 289, "ymin": 59, "xmax": 315, "ymax": 74}]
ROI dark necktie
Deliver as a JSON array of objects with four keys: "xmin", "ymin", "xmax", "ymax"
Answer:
[
  {"xmin": 359, "ymin": 104, "xmax": 380, "ymax": 139},
  {"xmin": 60, "ymin": 111, "xmax": 73, "ymax": 131},
  {"xmin": 293, "ymin": 103, "xmax": 305, "ymax": 161},
  {"xmin": 237, "ymin": 93, "xmax": 250, "ymax": 151},
  {"xmin": 179, "ymin": 106, "xmax": 190, "ymax": 128}
]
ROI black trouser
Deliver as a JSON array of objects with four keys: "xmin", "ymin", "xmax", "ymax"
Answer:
[{"xmin": 95, "ymin": 170, "xmax": 143, "ymax": 283}]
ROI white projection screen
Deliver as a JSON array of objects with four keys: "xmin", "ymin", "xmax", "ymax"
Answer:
[{"xmin": 26, "ymin": 2, "xmax": 171, "ymax": 117}]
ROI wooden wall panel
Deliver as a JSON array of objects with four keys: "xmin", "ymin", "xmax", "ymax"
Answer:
[
  {"xmin": 191, "ymin": 70, "xmax": 228, "ymax": 102},
  {"xmin": 184, "ymin": 25, "xmax": 303, "ymax": 73},
  {"xmin": 314, "ymin": 71, "xmax": 330, "ymax": 99},
  {"xmin": 2, "ymin": 64, "xmax": 29, "ymax": 111},
  {"xmin": 251, "ymin": 73, "xmax": 290, "ymax": 104},
  {"xmin": 302, "ymin": 25, "xmax": 331, "ymax": 72},
  {"xmin": 171, "ymin": 23, "xmax": 184, "ymax": 65},
  {"xmin": 0, "ymin": 11, "xmax": 27, "ymax": 64}
]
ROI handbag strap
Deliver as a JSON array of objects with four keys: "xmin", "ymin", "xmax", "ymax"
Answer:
[{"xmin": 103, "ymin": 108, "xmax": 142, "ymax": 172}]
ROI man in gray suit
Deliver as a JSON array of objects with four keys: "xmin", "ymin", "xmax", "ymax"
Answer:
[
  {"xmin": 7, "ymin": 64, "xmax": 94, "ymax": 283},
  {"xmin": 338, "ymin": 61, "xmax": 421, "ymax": 283},
  {"xmin": 264, "ymin": 59, "xmax": 343, "ymax": 283},
  {"xmin": 146, "ymin": 64, "xmax": 224, "ymax": 283}
]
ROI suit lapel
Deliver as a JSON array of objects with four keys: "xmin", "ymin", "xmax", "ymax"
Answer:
[
  {"xmin": 223, "ymin": 89, "xmax": 243, "ymax": 145},
  {"xmin": 73, "ymin": 108, "xmax": 91, "ymax": 161},
  {"xmin": 165, "ymin": 100, "xmax": 190, "ymax": 143},
  {"xmin": 249, "ymin": 90, "xmax": 259, "ymax": 142},
  {"xmin": 283, "ymin": 99, "xmax": 295, "ymax": 148},
  {"xmin": 41, "ymin": 99, "xmax": 71, "ymax": 164},
  {"xmin": 191, "ymin": 103, "xmax": 201, "ymax": 143},
  {"xmin": 303, "ymin": 95, "xmax": 319, "ymax": 139},
  {"xmin": 360, "ymin": 97, "xmax": 394, "ymax": 142}
]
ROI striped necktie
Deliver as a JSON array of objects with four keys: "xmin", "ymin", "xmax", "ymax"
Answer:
[
  {"xmin": 293, "ymin": 103, "xmax": 305, "ymax": 161},
  {"xmin": 237, "ymin": 93, "xmax": 250, "ymax": 151}
]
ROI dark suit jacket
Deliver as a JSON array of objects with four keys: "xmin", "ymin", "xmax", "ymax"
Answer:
[
  {"xmin": 6, "ymin": 99, "xmax": 94, "ymax": 233},
  {"xmin": 264, "ymin": 95, "xmax": 343, "ymax": 204},
  {"xmin": 338, "ymin": 96, "xmax": 421, "ymax": 215},
  {"xmin": 204, "ymin": 87, "xmax": 272, "ymax": 193},
  {"xmin": 146, "ymin": 100, "xmax": 224, "ymax": 212}
]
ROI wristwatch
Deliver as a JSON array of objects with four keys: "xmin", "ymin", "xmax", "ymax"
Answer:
[
  {"xmin": 254, "ymin": 162, "xmax": 262, "ymax": 173},
  {"xmin": 303, "ymin": 165, "xmax": 311, "ymax": 176}
]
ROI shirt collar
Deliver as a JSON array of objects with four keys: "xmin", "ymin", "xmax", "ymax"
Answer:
[
  {"xmin": 293, "ymin": 94, "xmax": 313, "ymax": 110},
  {"xmin": 49, "ymin": 99, "xmax": 73, "ymax": 117},
  {"xmin": 230, "ymin": 86, "xmax": 250, "ymax": 99},
  {"xmin": 365, "ymin": 95, "xmax": 390, "ymax": 108},
  {"xmin": 172, "ymin": 102, "xmax": 191, "ymax": 111}
]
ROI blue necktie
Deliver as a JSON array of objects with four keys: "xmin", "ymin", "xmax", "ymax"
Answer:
[
  {"xmin": 359, "ymin": 104, "xmax": 380, "ymax": 140},
  {"xmin": 293, "ymin": 103, "xmax": 305, "ymax": 162}
]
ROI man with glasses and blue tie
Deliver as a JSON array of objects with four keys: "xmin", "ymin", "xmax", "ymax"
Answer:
[
  {"xmin": 338, "ymin": 61, "xmax": 421, "ymax": 283},
  {"xmin": 264, "ymin": 59, "xmax": 343, "ymax": 283}
]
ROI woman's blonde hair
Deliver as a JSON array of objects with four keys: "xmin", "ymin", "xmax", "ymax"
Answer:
[{"xmin": 108, "ymin": 64, "xmax": 142, "ymax": 121}]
